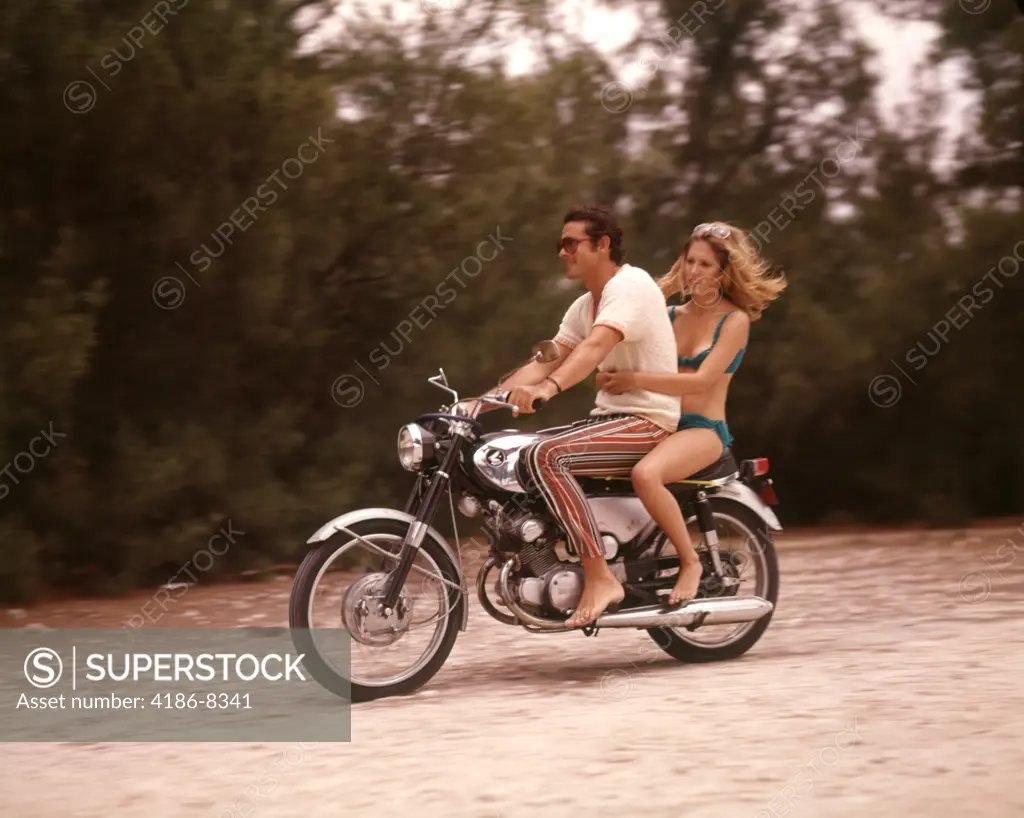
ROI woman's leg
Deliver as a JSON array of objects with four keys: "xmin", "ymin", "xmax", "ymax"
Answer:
[{"xmin": 631, "ymin": 428, "xmax": 723, "ymax": 604}]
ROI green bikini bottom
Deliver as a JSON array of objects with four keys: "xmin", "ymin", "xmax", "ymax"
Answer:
[{"xmin": 677, "ymin": 412, "xmax": 733, "ymax": 449}]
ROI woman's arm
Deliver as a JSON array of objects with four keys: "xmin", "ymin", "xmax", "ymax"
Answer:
[{"xmin": 599, "ymin": 311, "xmax": 750, "ymax": 397}]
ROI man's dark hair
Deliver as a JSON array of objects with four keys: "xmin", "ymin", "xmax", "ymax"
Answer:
[{"xmin": 563, "ymin": 204, "xmax": 625, "ymax": 264}]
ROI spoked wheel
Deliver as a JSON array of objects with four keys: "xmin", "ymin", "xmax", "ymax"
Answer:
[
  {"xmin": 646, "ymin": 498, "xmax": 779, "ymax": 662},
  {"xmin": 288, "ymin": 518, "xmax": 465, "ymax": 703}
]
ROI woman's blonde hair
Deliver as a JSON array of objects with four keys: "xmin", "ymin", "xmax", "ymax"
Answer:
[{"xmin": 656, "ymin": 221, "xmax": 787, "ymax": 321}]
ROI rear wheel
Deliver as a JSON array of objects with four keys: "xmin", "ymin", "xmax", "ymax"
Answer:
[
  {"xmin": 646, "ymin": 498, "xmax": 779, "ymax": 662},
  {"xmin": 288, "ymin": 518, "xmax": 465, "ymax": 703}
]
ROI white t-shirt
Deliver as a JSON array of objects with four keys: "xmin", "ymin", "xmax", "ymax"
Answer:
[{"xmin": 553, "ymin": 264, "xmax": 681, "ymax": 433}]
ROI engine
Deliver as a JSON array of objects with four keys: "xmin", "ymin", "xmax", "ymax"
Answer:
[
  {"xmin": 476, "ymin": 510, "xmax": 587, "ymax": 616},
  {"xmin": 517, "ymin": 566, "xmax": 585, "ymax": 614},
  {"xmin": 466, "ymin": 490, "xmax": 648, "ymax": 618},
  {"xmin": 501, "ymin": 538, "xmax": 639, "ymax": 616}
]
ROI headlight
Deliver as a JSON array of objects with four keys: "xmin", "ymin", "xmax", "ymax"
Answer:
[{"xmin": 397, "ymin": 424, "xmax": 435, "ymax": 471}]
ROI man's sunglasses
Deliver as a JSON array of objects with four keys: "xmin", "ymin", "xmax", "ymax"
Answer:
[
  {"xmin": 692, "ymin": 223, "xmax": 731, "ymax": 239},
  {"xmin": 558, "ymin": 236, "xmax": 591, "ymax": 254}
]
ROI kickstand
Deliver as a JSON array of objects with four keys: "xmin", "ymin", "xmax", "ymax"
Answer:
[{"xmin": 685, "ymin": 610, "xmax": 709, "ymax": 632}]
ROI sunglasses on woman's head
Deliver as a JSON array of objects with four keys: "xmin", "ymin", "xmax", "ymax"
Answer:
[{"xmin": 692, "ymin": 223, "xmax": 731, "ymax": 239}]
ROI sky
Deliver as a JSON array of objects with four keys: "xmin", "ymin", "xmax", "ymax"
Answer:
[
  {"xmin": 308, "ymin": 0, "xmax": 973, "ymax": 168},
  {"xmin": 519, "ymin": 0, "xmax": 971, "ymax": 154}
]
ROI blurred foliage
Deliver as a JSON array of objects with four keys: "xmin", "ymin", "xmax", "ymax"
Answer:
[{"xmin": 0, "ymin": 0, "xmax": 1021, "ymax": 602}]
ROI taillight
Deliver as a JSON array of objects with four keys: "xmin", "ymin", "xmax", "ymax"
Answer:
[
  {"xmin": 751, "ymin": 458, "xmax": 770, "ymax": 476},
  {"xmin": 760, "ymin": 478, "xmax": 778, "ymax": 505}
]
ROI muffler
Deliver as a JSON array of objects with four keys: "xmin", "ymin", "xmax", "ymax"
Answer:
[
  {"xmin": 593, "ymin": 596, "xmax": 773, "ymax": 629},
  {"xmin": 497, "ymin": 557, "xmax": 772, "ymax": 631}
]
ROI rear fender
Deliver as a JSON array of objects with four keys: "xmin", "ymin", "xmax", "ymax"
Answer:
[{"xmin": 714, "ymin": 481, "xmax": 783, "ymax": 532}]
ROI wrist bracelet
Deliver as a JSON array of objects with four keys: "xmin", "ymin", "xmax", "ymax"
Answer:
[{"xmin": 544, "ymin": 376, "xmax": 562, "ymax": 394}]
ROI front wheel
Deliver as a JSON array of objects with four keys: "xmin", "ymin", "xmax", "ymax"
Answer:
[
  {"xmin": 646, "ymin": 498, "xmax": 780, "ymax": 663},
  {"xmin": 288, "ymin": 517, "xmax": 465, "ymax": 703}
]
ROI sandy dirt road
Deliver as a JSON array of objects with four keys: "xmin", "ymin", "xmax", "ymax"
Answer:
[{"xmin": 2, "ymin": 523, "xmax": 1023, "ymax": 818}]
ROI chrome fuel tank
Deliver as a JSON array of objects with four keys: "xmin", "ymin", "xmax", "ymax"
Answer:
[{"xmin": 471, "ymin": 431, "xmax": 545, "ymax": 493}]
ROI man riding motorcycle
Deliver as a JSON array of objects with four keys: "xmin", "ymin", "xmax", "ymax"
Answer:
[{"xmin": 471, "ymin": 204, "xmax": 681, "ymax": 627}]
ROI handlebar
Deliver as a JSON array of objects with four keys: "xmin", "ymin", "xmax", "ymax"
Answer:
[
  {"xmin": 460, "ymin": 391, "xmax": 547, "ymax": 416},
  {"xmin": 495, "ymin": 391, "xmax": 547, "ymax": 412}
]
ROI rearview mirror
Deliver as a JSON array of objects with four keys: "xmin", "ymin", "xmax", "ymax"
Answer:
[{"xmin": 530, "ymin": 340, "xmax": 560, "ymax": 364}]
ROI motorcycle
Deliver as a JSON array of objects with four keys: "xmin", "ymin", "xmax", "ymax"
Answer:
[{"xmin": 289, "ymin": 341, "xmax": 782, "ymax": 702}]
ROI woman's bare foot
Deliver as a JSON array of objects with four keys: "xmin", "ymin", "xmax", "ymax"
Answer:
[
  {"xmin": 668, "ymin": 561, "xmax": 703, "ymax": 605},
  {"xmin": 566, "ymin": 576, "xmax": 625, "ymax": 628}
]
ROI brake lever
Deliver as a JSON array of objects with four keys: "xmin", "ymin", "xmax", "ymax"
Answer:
[{"xmin": 469, "ymin": 394, "xmax": 516, "ymax": 412}]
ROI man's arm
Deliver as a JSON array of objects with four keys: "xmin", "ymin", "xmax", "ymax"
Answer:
[
  {"xmin": 499, "ymin": 340, "xmax": 575, "ymax": 391},
  {"xmin": 545, "ymin": 326, "xmax": 621, "ymax": 393},
  {"xmin": 465, "ymin": 340, "xmax": 574, "ymax": 415},
  {"xmin": 508, "ymin": 326, "xmax": 622, "ymax": 412},
  {"xmin": 535, "ymin": 273, "xmax": 637, "ymax": 395}
]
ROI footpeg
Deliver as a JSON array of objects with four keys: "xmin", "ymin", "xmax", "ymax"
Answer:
[{"xmin": 564, "ymin": 610, "xmax": 601, "ymax": 637}]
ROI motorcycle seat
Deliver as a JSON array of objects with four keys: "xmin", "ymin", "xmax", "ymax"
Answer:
[
  {"xmin": 682, "ymin": 447, "xmax": 739, "ymax": 483},
  {"xmin": 516, "ymin": 443, "xmax": 740, "ymax": 493}
]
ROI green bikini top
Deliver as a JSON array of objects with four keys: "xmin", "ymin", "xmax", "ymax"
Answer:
[{"xmin": 670, "ymin": 307, "xmax": 746, "ymax": 373}]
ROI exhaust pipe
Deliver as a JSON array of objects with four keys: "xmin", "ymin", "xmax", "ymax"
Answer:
[
  {"xmin": 476, "ymin": 557, "xmax": 518, "ymax": 626},
  {"xmin": 497, "ymin": 558, "xmax": 773, "ymax": 631}
]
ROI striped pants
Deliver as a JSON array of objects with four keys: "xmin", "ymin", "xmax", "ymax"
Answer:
[{"xmin": 521, "ymin": 414, "xmax": 670, "ymax": 559}]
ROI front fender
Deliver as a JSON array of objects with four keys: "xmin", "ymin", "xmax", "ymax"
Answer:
[
  {"xmin": 307, "ymin": 507, "xmax": 469, "ymax": 632},
  {"xmin": 714, "ymin": 481, "xmax": 783, "ymax": 532}
]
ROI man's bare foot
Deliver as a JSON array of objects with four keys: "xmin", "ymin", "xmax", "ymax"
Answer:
[
  {"xmin": 566, "ymin": 576, "xmax": 625, "ymax": 628},
  {"xmin": 668, "ymin": 561, "xmax": 703, "ymax": 605}
]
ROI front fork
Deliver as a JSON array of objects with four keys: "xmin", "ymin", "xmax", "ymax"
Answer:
[{"xmin": 380, "ymin": 441, "xmax": 462, "ymax": 613}]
